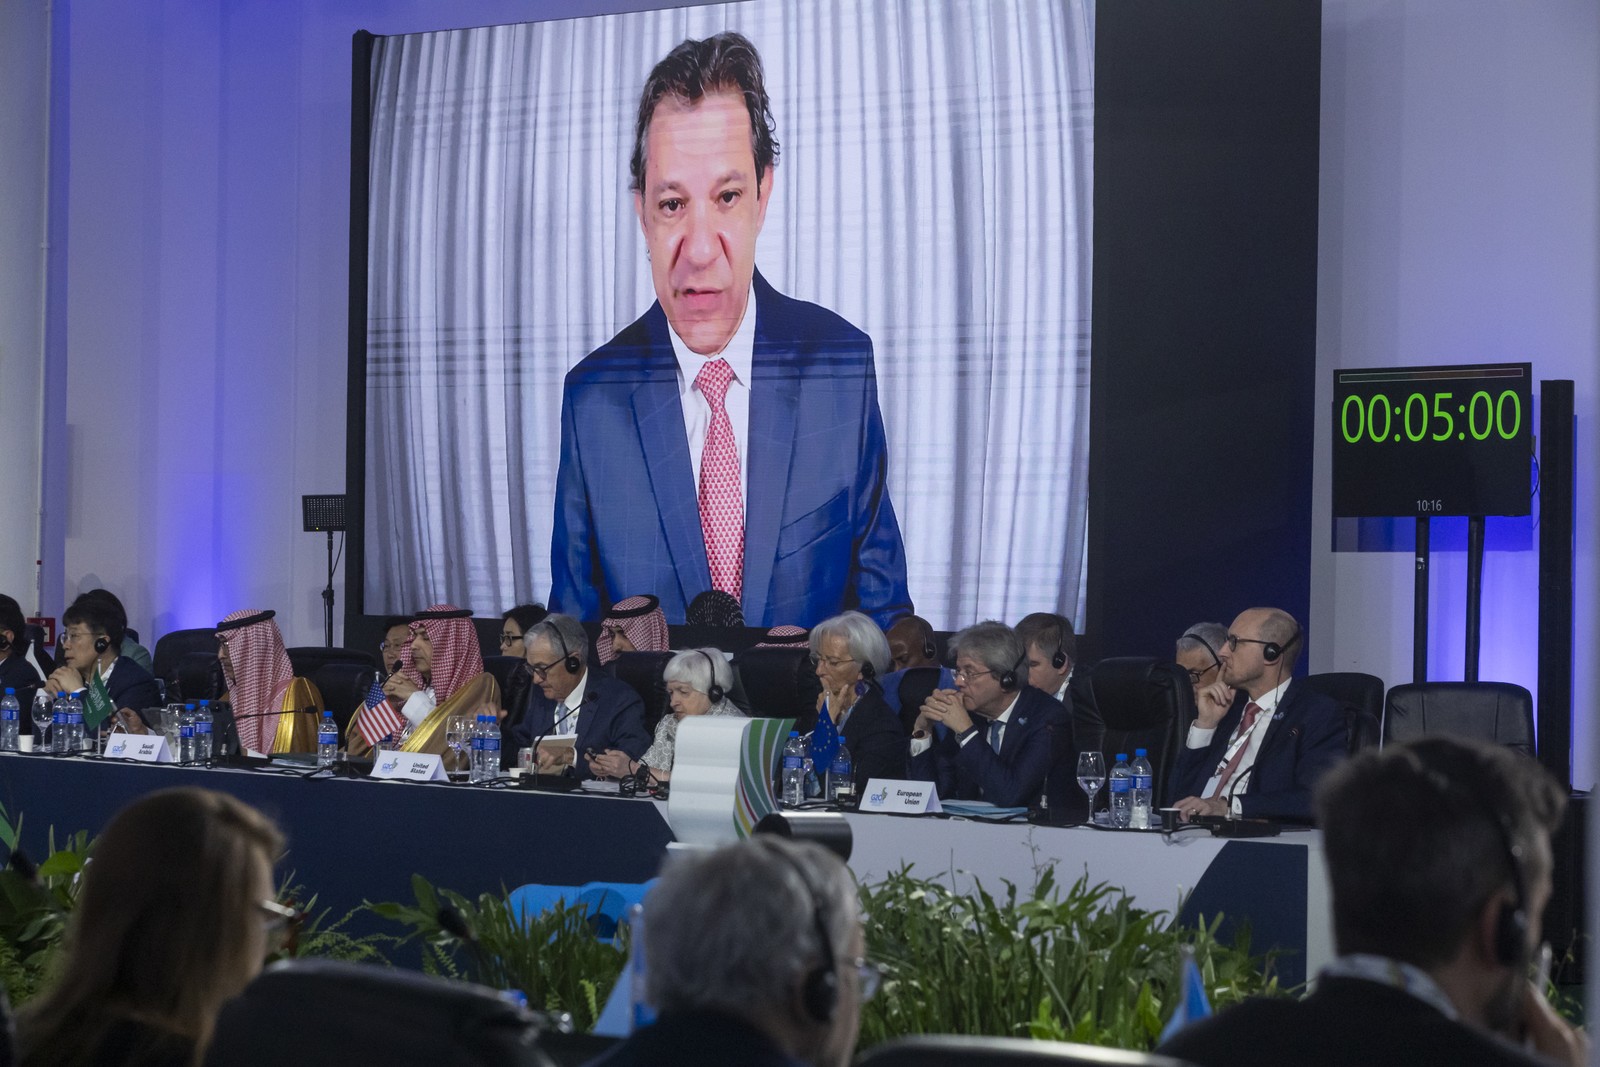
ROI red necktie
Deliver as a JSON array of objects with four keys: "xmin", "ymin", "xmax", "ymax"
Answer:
[
  {"xmin": 1207, "ymin": 701, "xmax": 1262, "ymax": 800},
  {"xmin": 695, "ymin": 359, "xmax": 744, "ymax": 600}
]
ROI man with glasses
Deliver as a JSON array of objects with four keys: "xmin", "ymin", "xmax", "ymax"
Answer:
[
  {"xmin": 906, "ymin": 620, "xmax": 1068, "ymax": 808},
  {"xmin": 378, "ymin": 616, "xmax": 411, "ymax": 676},
  {"xmin": 1170, "ymin": 607, "xmax": 1345, "ymax": 824},
  {"xmin": 1175, "ymin": 621, "xmax": 1231, "ymax": 706},
  {"xmin": 45, "ymin": 593, "xmax": 161, "ymax": 733},
  {"xmin": 511, "ymin": 614, "xmax": 649, "ymax": 781},
  {"xmin": 588, "ymin": 835, "xmax": 876, "ymax": 1066}
]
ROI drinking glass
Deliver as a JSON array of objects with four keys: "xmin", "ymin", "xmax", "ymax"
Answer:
[
  {"xmin": 1076, "ymin": 751, "xmax": 1106, "ymax": 822},
  {"xmin": 161, "ymin": 704, "xmax": 184, "ymax": 754},
  {"xmin": 30, "ymin": 693, "xmax": 52, "ymax": 750},
  {"xmin": 443, "ymin": 714, "xmax": 469, "ymax": 780}
]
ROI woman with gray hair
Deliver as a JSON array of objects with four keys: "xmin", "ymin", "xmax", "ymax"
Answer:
[
  {"xmin": 588, "ymin": 647, "xmax": 743, "ymax": 783},
  {"xmin": 808, "ymin": 612, "xmax": 908, "ymax": 794}
]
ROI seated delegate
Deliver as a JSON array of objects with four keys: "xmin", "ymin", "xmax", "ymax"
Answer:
[
  {"xmin": 809, "ymin": 611, "xmax": 907, "ymax": 792},
  {"xmin": 46, "ymin": 593, "xmax": 161, "ymax": 734},
  {"xmin": 511, "ymin": 613, "xmax": 649, "ymax": 780},
  {"xmin": 215, "ymin": 609, "xmax": 323, "ymax": 755},
  {"xmin": 349, "ymin": 604, "xmax": 500, "ymax": 758},
  {"xmin": 589, "ymin": 647, "xmax": 743, "ymax": 783}
]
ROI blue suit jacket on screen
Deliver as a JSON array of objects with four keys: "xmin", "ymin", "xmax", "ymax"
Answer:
[
  {"xmin": 1168, "ymin": 679, "xmax": 1347, "ymax": 822},
  {"xmin": 548, "ymin": 270, "xmax": 911, "ymax": 628},
  {"xmin": 908, "ymin": 685, "xmax": 1067, "ymax": 808},
  {"xmin": 510, "ymin": 670, "xmax": 650, "ymax": 782}
]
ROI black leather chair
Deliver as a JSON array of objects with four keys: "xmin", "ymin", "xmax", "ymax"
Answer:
[
  {"xmin": 1085, "ymin": 657, "xmax": 1193, "ymax": 808},
  {"xmin": 856, "ymin": 1035, "xmax": 1197, "ymax": 1066},
  {"xmin": 732, "ymin": 646, "xmax": 821, "ymax": 733},
  {"xmin": 170, "ymin": 652, "xmax": 225, "ymax": 705},
  {"xmin": 606, "ymin": 650, "xmax": 674, "ymax": 734},
  {"xmin": 1382, "ymin": 681, "xmax": 1535, "ymax": 756},
  {"xmin": 23, "ymin": 623, "xmax": 54, "ymax": 677},
  {"xmin": 1299, "ymin": 672, "xmax": 1384, "ymax": 754},
  {"xmin": 306, "ymin": 662, "xmax": 380, "ymax": 737},
  {"xmin": 204, "ymin": 959, "xmax": 555, "ymax": 1067},
  {"xmin": 152, "ymin": 627, "xmax": 218, "ymax": 690},
  {"xmin": 285, "ymin": 645, "xmax": 381, "ymax": 676}
]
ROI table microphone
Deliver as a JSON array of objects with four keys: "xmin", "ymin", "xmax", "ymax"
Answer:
[{"xmin": 522, "ymin": 692, "xmax": 592, "ymax": 792}]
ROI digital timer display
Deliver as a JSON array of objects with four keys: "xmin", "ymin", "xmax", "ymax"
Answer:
[{"xmin": 1331, "ymin": 363, "xmax": 1532, "ymax": 518}]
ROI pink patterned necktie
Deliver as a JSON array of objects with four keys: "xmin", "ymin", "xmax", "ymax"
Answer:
[
  {"xmin": 695, "ymin": 358, "xmax": 744, "ymax": 600},
  {"xmin": 1207, "ymin": 701, "xmax": 1263, "ymax": 799}
]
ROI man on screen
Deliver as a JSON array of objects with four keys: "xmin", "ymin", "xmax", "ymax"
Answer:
[{"xmin": 549, "ymin": 32, "xmax": 910, "ymax": 629}]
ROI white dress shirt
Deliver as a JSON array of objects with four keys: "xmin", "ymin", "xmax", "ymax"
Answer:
[
  {"xmin": 668, "ymin": 283, "xmax": 756, "ymax": 512},
  {"xmin": 1187, "ymin": 676, "xmax": 1291, "ymax": 813},
  {"xmin": 910, "ymin": 692, "xmax": 1021, "ymax": 759},
  {"xmin": 552, "ymin": 669, "xmax": 590, "ymax": 735}
]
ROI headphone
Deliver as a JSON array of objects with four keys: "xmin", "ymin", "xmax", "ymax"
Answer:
[
  {"xmin": 94, "ymin": 635, "xmax": 111, "ymax": 655},
  {"xmin": 1262, "ymin": 623, "xmax": 1302, "ymax": 665},
  {"xmin": 859, "ymin": 655, "xmax": 876, "ymax": 683},
  {"xmin": 542, "ymin": 623, "xmax": 582, "ymax": 675},
  {"xmin": 0, "ymin": 632, "xmax": 9, "ymax": 652},
  {"xmin": 695, "ymin": 649, "xmax": 725, "ymax": 704},
  {"xmin": 1183, "ymin": 630, "xmax": 1223, "ymax": 670},
  {"xmin": 997, "ymin": 649, "xmax": 1027, "ymax": 691},
  {"xmin": 922, "ymin": 635, "xmax": 937, "ymax": 662},
  {"xmin": 1049, "ymin": 617, "xmax": 1072, "ymax": 671},
  {"xmin": 1423, "ymin": 768, "xmax": 1529, "ymax": 967},
  {"xmin": 767, "ymin": 846, "xmax": 839, "ymax": 1023}
]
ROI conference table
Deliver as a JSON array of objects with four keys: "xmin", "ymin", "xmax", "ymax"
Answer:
[{"xmin": 0, "ymin": 753, "xmax": 1329, "ymax": 986}]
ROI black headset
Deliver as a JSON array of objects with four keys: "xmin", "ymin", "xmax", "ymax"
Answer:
[
  {"xmin": 767, "ymin": 845, "xmax": 839, "ymax": 1024},
  {"xmin": 1183, "ymin": 630, "xmax": 1223, "ymax": 670},
  {"xmin": 922, "ymin": 635, "xmax": 937, "ymax": 662},
  {"xmin": 94, "ymin": 634, "xmax": 111, "ymax": 655},
  {"xmin": 0, "ymin": 632, "xmax": 10, "ymax": 652},
  {"xmin": 694, "ymin": 649, "xmax": 725, "ymax": 704},
  {"xmin": 1049, "ymin": 616, "xmax": 1072, "ymax": 671},
  {"xmin": 542, "ymin": 623, "xmax": 582, "ymax": 675},
  {"xmin": 1262, "ymin": 623, "xmax": 1302, "ymax": 665},
  {"xmin": 997, "ymin": 649, "xmax": 1027, "ymax": 691},
  {"xmin": 1423, "ymin": 767, "xmax": 1529, "ymax": 967}
]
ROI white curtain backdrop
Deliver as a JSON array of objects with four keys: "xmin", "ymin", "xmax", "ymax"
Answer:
[{"xmin": 365, "ymin": 0, "xmax": 1094, "ymax": 629}]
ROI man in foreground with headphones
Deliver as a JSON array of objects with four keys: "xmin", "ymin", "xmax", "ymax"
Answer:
[
  {"xmin": 908, "ymin": 620, "xmax": 1067, "ymax": 808},
  {"xmin": 1160, "ymin": 737, "xmax": 1588, "ymax": 1066},
  {"xmin": 511, "ymin": 614, "xmax": 649, "ymax": 780},
  {"xmin": 588, "ymin": 835, "xmax": 871, "ymax": 1066},
  {"xmin": 1169, "ymin": 606, "xmax": 1345, "ymax": 823}
]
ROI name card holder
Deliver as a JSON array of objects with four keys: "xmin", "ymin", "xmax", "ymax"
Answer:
[
  {"xmin": 370, "ymin": 751, "xmax": 448, "ymax": 782},
  {"xmin": 858, "ymin": 778, "xmax": 943, "ymax": 815},
  {"xmin": 103, "ymin": 734, "xmax": 174, "ymax": 764}
]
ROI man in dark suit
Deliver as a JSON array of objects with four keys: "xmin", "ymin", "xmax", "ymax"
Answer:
[
  {"xmin": 1159, "ymin": 737, "xmax": 1587, "ymax": 1067},
  {"xmin": 588, "ymin": 835, "xmax": 868, "ymax": 1067},
  {"xmin": 0, "ymin": 594, "xmax": 44, "ymax": 719},
  {"xmin": 908, "ymin": 621, "xmax": 1067, "ymax": 808},
  {"xmin": 548, "ymin": 32, "xmax": 910, "ymax": 630},
  {"xmin": 510, "ymin": 615, "xmax": 649, "ymax": 782},
  {"xmin": 46, "ymin": 593, "xmax": 161, "ymax": 731},
  {"xmin": 1169, "ymin": 607, "xmax": 1345, "ymax": 823}
]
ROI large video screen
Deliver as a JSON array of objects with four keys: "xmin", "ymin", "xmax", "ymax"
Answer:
[{"xmin": 361, "ymin": 0, "xmax": 1094, "ymax": 629}]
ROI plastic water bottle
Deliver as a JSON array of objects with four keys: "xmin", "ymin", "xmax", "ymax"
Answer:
[
  {"xmin": 317, "ymin": 711, "xmax": 338, "ymax": 768},
  {"xmin": 825, "ymin": 740, "xmax": 855, "ymax": 805},
  {"xmin": 1130, "ymin": 748, "xmax": 1153, "ymax": 829},
  {"xmin": 0, "ymin": 689, "xmax": 19, "ymax": 752},
  {"xmin": 481, "ymin": 715, "xmax": 501, "ymax": 780},
  {"xmin": 51, "ymin": 693, "xmax": 68, "ymax": 755},
  {"xmin": 1109, "ymin": 753, "xmax": 1132, "ymax": 828},
  {"xmin": 194, "ymin": 700, "xmax": 214, "ymax": 762},
  {"xmin": 179, "ymin": 705, "xmax": 197, "ymax": 764},
  {"xmin": 68, "ymin": 693, "xmax": 88, "ymax": 754},
  {"xmin": 781, "ymin": 731, "xmax": 806, "ymax": 807},
  {"xmin": 468, "ymin": 715, "xmax": 486, "ymax": 783}
]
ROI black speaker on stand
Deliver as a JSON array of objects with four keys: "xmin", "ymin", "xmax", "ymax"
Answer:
[{"xmin": 302, "ymin": 495, "xmax": 348, "ymax": 649}]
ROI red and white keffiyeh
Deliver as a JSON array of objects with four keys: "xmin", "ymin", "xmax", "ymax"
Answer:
[
  {"xmin": 216, "ymin": 609, "xmax": 294, "ymax": 755},
  {"xmin": 410, "ymin": 604, "xmax": 483, "ymax": 702},
  {"xmin": 596, "ymin": 595, "xmax": 669, "ymax": 665}
]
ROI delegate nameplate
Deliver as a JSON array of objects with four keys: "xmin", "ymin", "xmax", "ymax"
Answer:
[
  {"xmin": 103, "ymin": 733, "xmax": 173, "ymax": 763},
  {"xmin": 858, "ymin": 778, "xmax": 942, "ymax": 815},
  {"xmin": 370, "ymin": 751, "xmax": 448, "ymax": 782}
]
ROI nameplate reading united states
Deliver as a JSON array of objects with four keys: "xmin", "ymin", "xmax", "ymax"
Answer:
[
  {"xmin": 370, "ymin": 751, "xmax": 448, "ymax": 782},
  {"xmin": 858, "ymin": 779, "xmax": 942, "ymax": 815}
]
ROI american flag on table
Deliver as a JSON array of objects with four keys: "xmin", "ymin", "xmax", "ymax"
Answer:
[{"xmin": 352, "ymin": 675, "xmax": 405, "ymax": 748}]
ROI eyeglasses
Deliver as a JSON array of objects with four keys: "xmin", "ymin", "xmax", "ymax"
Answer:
[
  {"xmin": 59, "ymin": 629, "xmax": 99, "ymax": 647},
  {"xmin": 498, "ymin": 632, "xmax": 524, "ymax": 647},
  {"xmin": 809, "ymin": 654, "xmax": 858, "ymax": 671},
  {"xmin": 1185, "ymin": 663, "xmax": 1219, "ymax": 684},
  {"xmin": 952, "ymin": 665, "xmax": 995, "ymax": 682},
  {"xmin": 527, "ymin": 660, "xmax": 562, "ymax": 681},
  {"xmin": 1222, "ymin": 634, "xmax": 1272, "ymax": 653},
  {"xmin": 853, "ymin": 957, "xmax": 884, "ymax": 1002},
  {"xmin": 259, "ymin": 899, "xmax": 305, "ymax": 954}
]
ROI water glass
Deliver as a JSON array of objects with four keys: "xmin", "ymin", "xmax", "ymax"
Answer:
[
  {"xmin": 30, "ymin": 693, "xmax": 51, "ymax": 748},
  {"xmin": 443, "ymin": 714, "xmax": 470, "ymax": 780},
  {"xmin": 1076, "ymin": 751, "xmax": 1106, "ymax": 821}
]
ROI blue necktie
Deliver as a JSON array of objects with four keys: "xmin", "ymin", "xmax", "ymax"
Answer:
[{"xmin": 988, "ymin": 717, "xmax": 1003, "ymax": 752}]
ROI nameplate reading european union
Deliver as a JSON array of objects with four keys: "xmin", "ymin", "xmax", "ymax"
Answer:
[
  {"xmin": 370, "ymin": 752, "xmax": 447, "ymax": 782},
  {"xmin": 858, "ymin": 779, "xmax": 942, "ymax": 815},
  {"xmin": 103, "ymin": 734, "xmax": 172, "ymax": 763}
]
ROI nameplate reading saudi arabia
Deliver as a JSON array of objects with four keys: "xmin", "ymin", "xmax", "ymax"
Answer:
[
  {"xmin": 369, "ymin": 752, "xmax": 448, "ymax": 782},
  {"xmin": 858, "ymin": 778, "xmax": 942, "ymax": 815},
  {"xmin": 103, "ymin": 734, "xmax": 173, "ymax": 763}
]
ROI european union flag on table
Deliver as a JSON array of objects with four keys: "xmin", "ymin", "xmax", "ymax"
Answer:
[
  {"xmin": 809, "ymin": 704, "xmax": 841, "ymax": 772},
  {"xmin": 1160, "ymin": 947, "xmax": 1212, "ymax": 1042}
]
